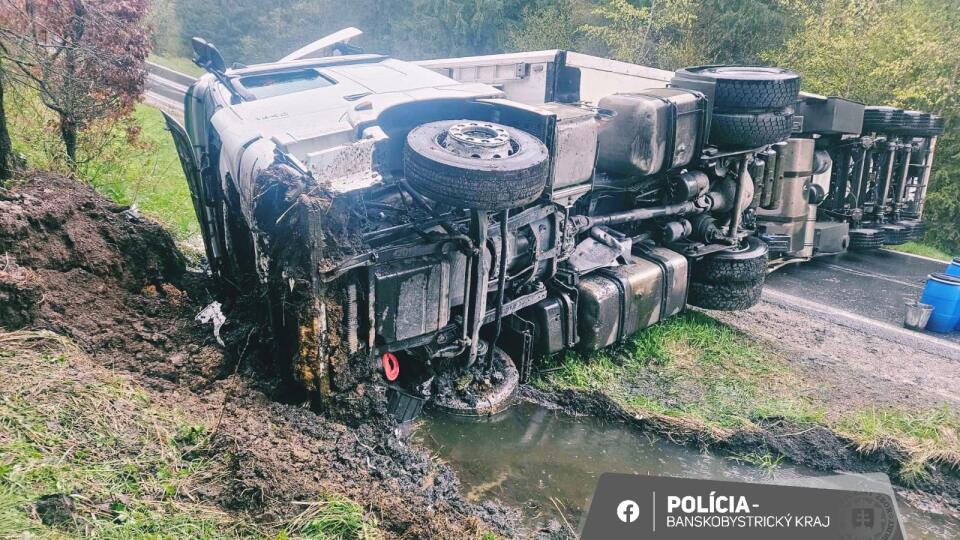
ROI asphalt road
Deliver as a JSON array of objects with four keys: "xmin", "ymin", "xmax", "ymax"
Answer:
[{"xmin": 766, "ymin": 250, "xmax": 960, "ymax": 345}]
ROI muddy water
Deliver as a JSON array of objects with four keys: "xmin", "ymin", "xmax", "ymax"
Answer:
[{"xmin": 416, "ymin": 402, "xmax": 960, "ymax": 539}]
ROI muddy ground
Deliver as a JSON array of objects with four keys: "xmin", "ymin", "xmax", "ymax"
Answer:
[
  {"xmin": 2, "ymin": 172, "xmax": 958, "ymax": 537},
  {"xmin": 0, "ymin": 173, "xmax": 519, "ymax": 538}
]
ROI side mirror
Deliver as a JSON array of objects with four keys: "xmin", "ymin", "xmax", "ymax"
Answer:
[{"xmin": 191, "ymin": 37, "xmax": 226, "ymax": 74}]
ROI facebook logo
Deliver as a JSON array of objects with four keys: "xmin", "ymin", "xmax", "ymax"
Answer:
[{"xmin": 616, "ymin": 499, "xmax": 639, "ymax": 523}]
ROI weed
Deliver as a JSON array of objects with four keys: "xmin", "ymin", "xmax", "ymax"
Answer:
[
  {"xmin": 285, "ymin": 495, "xmax": 379, "ymax": 539},
  {"xmin": 731, "ymin": 451, "xmax": 785, "ymax": 476}
]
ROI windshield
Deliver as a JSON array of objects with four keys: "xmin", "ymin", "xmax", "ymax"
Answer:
[{"xmin": 235, "ymin": 69, "xmax": 335, "ymax": 99}]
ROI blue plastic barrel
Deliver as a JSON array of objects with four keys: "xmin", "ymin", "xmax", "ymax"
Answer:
[
  {"xmin": 920, "ymin": 273, "xmax": 960, "ymax": 333},
  {"xmin": 947, "ymin": 257, "xmax": 960, "ymax": 277}
]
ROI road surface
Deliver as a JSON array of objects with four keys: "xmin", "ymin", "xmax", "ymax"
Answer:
[
  {"xmin": 766, "ymin": 250, "xmax": 959, "ymax": 346},
  {"xmin": 144, "ymin": 61, "xmax": 960, "ymax": 350}
]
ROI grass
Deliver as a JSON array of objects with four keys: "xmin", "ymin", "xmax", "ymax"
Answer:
[
  {"xmin": 149, "ymin": 53, "xmax": 205, "ymax": 78},
  {"xmin": 537, "ymin": 311, "xmax": 825, "ymax": 433},
  {"xmin": 731, "ymin": 451, "xmax": 785, "ymax": 476},
  {"xmin": 284, "ymin": 497, "xmax": 378, "ymax": 540},
  {"xmin": 836, "ymin": 408, "xmax": 960, "ymax": 484},
  {"xmin": 0, "ymin": 330, "xmax": 378, "ymax": 539},
  {"xmin": 535, "ymin": 311, "xmax": 960, "ymax": 481},
  {"xmin": 7, "ymin": 85, "xmax": 198, "ymax": 240},
  {"xmin": 886, "ymin": 241, "xmax": 954, "ymax": 262}
]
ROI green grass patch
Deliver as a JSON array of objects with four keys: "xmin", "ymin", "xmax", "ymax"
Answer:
[
  {"xmin": 885, "ymin": 241, "xmax": 954, "ymax": 262},
  {"xmin": 730, "ymin": 451, "xmax": 785, "ymax": 476},
  {"xmin": 149, "ymin": 53, "xmax": 205, "ymax": 78},
  {"xmin": 536, "ymin": 311, "xmax": 825, "ymax": 432},
  {"xmin": 7, "ymin": 85, "xmax": 198, "ymax": 239},
  {"xmin": 536, "ymin": 311, "xmax": 960, "ymax": 479},
  {"xmin": 836, "ymin": 408, "xmax": 960, "ymax": 484},
  {"xmin": 0, "ymin": 330, "xmax": 378, "ymax": 539},
  {"xmin": 283, "ymin": 496, "xmax": 378, "ymax": 539}
]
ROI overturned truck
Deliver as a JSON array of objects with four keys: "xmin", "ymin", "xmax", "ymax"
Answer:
[{"xmin": 166, "ymin": 35, "xmax": 940, "ymax": 417}]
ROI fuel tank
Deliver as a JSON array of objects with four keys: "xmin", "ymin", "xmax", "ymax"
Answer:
[{"xmin": 576, "ymin": 247, "xmax": 688, "ymax": 352}]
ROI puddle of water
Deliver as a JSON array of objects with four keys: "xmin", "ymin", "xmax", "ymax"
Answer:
[{"xmin": 416, "ymin": 402, "xmax": 960, "ymax": 539}]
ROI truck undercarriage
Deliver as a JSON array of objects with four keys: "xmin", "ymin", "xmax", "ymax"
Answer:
[{"xmin": 165, "ymin": 34, "xmax": 943, "ymax": 419}]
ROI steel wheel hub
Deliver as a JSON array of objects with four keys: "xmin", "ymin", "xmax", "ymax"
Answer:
[{"xmin": 439, "ymin": 122, "xmax": 514, "ymax": 160}]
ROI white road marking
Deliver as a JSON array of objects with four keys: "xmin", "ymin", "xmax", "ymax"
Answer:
[{"xmin": 819, "ymin": 263, "xmax": 923, "ymax": 289}]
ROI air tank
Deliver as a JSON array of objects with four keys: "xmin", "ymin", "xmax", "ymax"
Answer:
[{"xmin": 756, "ymin": 138, "xmax": 816, "ymax": 257}]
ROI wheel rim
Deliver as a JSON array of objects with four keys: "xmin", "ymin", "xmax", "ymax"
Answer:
[{"xmin": 437, "ymin": 121, "xmax": 516, "ymax": 160}]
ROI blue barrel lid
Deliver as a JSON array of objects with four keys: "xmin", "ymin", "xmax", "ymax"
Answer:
[{"xmin": 929, "ymin": 272, "xmax": 960, "ymax": 285}]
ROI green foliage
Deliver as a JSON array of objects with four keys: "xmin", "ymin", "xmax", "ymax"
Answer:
[
  {"xmin": 283, "ymin": 495, "xmax": 378, "ymax": 539},
  {"xmin": 7, "ymin": 85, "xmax": 197, "ymax": 239},
  {"xmin": 581, "ymin": 0, "xmax": 791, "ymax": 69},
  {"xmin": 769, "ymin": 0, "xmax": 960, "ymax": 253},
  {"xmin": 171, "ymin": 0, "xmax": 531, "ymax": 64},
  {"xmin": 508, "ymin": 0, "xmax": 584, "ymax": 51}
]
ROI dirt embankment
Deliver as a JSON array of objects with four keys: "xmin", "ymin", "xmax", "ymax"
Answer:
[{"xmin": 0, "ymin": 173, "xmax": 517, "ymax": 538}]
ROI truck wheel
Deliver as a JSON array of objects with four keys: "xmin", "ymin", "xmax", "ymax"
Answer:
[
  {"xmin": 862, "ymin": 106, "xmax": 904, "ymax": 134},
  {"xmin": 848, "ymin": 228, "xmax": 884, "ymax": 251},
  {"xmin": 674, "ymin": 66, "xmax": 800, "ymax": 110},
  {"xmin": 688, "ymin": 278, "xmax": 764, "ymax": 311},
  {"xmin": 880, "ymin": 224, "xmax": 909, "ymax": 245},
  {"xmin": 710, "ymin": 109, "xmax": 794, "ymax": 148},
  {"xmin": 404, "ymin": 120, "xmax": 549, "ymax": 211},
  {"xmin": 692, "ymin": 237, "xmax": 769, "ymax": 283}
]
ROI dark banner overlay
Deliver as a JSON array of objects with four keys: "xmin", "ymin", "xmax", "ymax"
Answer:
[{"xmin": 581, "ymin": 473, "xmax": 905, "ymax": 540}]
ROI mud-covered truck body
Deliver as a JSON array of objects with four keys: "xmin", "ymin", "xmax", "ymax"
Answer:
[{"xmin": 165, "ymin": 36, "xmax": 937, "ymax": 417}]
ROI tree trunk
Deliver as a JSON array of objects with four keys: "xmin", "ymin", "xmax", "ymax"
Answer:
[
  {"xmin": 0, "ymin": 69, "xmax": 13, "ymax": 182},
  {"xmin": 59, "ymin": 113, "xmax": 78, "ymax": 165}
]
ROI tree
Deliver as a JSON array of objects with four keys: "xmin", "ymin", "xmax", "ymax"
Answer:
[
  {"xmin": 580, "ymin": 0, "xmax": 792, "ymax": 70},
  {"xmin": 0, "ymin": 61, "xmax": 14, "ymax": 181},
  {"xmin": 508, "ymin": 0, "xmax": 585, "ymax": 51},
  {"xmin": 0, "ymin": 0, "xmax": 150, "ymax": 163}
]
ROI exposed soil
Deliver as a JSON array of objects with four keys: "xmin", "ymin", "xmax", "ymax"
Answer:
[
  {"xmin": 0, "ymin": 173, "xmax": 518, "ymax": 538},
  {"xmin": 709, "ymin": 301, "xmax": 960, "ymax": 413}
]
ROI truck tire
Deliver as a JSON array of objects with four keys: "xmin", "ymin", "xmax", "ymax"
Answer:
[
  {"xmin": 688, "ymin": 278, "xmax": 764, "ymax": 311},
  {"xmin": 862, "ymin": 106, "xmax": 904, "ymax": 134},
  {"xmin": 674, "ymin": 66, "xmax": 800, "ymax": 110},
  {"xmin": 848, "ymin": 228, "xmax": 884, "ymax": 251},
  {"xmin": 404, "ymin": 120, "xmax": 549, "ymax": 211},
  {"xmin": 710, "ymin": 109, "xmax": 794, "ymax": 148},
  {"xmin": 880, "ymin": 224, "xmax": 909, "ymax": 245},
  {"xmin": 692, "ymin": 237, "xmax": 769, "ymax": 283}
]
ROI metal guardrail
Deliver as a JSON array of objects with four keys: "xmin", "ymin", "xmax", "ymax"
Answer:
[{"xmin": 145, "ymin": 61, "xmax": 195, "ymax": 116}]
